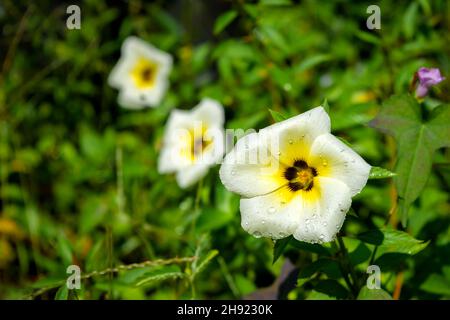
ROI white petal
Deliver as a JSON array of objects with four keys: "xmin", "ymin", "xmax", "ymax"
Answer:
[
  {"xmin": 191, "ymin": 98, "xmax": 225, "ymax": 127},
  {"xmin": 219, "ymin": 132, "xmax": 285, "ymax": 198},
  {"xmin": 176, "ymin": 164, "xmax": 209, "ymax": 188},
  {"xmin": 122, "ymin": 36, "xmax": 172, "ymax": 75},
  {"xmin": 308, "ymin": 133, "xmax": 371, "ymax": 196},
  {"xmin": 293, "ymin": 177, "xmax": 352, "ymax": 243},
  {"xmin": 240, "ymin": 187, "xmax": 302, "ymax": 239},
  {"xmin": 266, "ymin": 106, "xmax": 331, "ymax": 166}
]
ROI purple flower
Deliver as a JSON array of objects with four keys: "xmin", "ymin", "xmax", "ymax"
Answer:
[{"xmin": 415, "ymin": 67, "xmax": 445, "ymax": 98}]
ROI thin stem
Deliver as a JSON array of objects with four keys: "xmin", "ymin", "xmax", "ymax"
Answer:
[
  {"xmin": 25, "ymin": 256, "xmax": 196, "ymax": 299},
  {"xmin": 335, "ymin": 237, "xmax": 359, "ymax": 297}
]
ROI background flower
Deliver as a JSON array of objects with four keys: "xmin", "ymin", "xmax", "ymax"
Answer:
[
  {"xmin": 158, "ymin": 98, "xmax": 225, "ymax": 188},
  {"xmin": 108, "ymin": 36, "xmax": 173, "ymax": 109},
  {"xmin": 415, "ymin": 67, "xmax": 445, "ymax": 98}
]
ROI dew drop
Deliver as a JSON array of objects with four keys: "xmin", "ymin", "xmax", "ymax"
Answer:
[
  {"xmin": 305, "ymin": 219, "xmax": 310, "ymax": 224},
  {"xmin": 268, "ymin": 207, "xmax": 276, "ymax": 214},
  {"xmin": 322, "ymin": 160, "xmax": 328, "ymax": 167},
  {"xmin": 283, "ymin": 83, "xmax": 292, "ymax": 91},
  {"xmin": 261, "ymin": 220, "xmax": 266, "ymax": 225},
  {"xmin": 253, "ymin": 231, "xmax": 262, "ymax": 238},
  {"xmin": 288, "ymin": 139, "xmax": 293, "ymax": 144},
  {"xmin": 322, "ymin": 221, "xmax": 328, "ymax": 227},
  {"xmin": 231, "ymin": 170, "xmax": 236, "ymax": 176},
  {"xmin": 319, "ymin": 234, "xmax": 325, "ymax": 240}
]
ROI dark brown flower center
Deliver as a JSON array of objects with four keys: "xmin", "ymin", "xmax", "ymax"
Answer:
[{"xmin": 283, "ymin": 160, "xmax": 317, "ymax": 191}]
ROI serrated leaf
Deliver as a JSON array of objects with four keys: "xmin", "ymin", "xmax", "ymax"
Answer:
[
  {"xmin": 370, "ymin": 94, "xmax": 450, "ymax": 226},
  {"xmin": 357, "ymin": 228, "xmax": 429, "ymax": 255},
  {"xmin": 357, "ymin": 286, "xmax": 393, "ymax": 300},
  {"xmin": 273, "ymin": 236, "xmax": 292, "ymax": 264},
  {"xmin": 268, "ymin": 108, "xmax": 288, "ymax": 122},
  {"xmin": 214, "ymin": 10, "xmax": 238, "ymax": 35},
  {"xmin": 369, "ymin": 166, "xmax": 396, "ymax": 179}
]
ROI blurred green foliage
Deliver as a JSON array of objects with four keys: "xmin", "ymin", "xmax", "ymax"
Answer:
[{"xmin": 0, "ymin": 0, "xmax": 448, "ymax": 300}]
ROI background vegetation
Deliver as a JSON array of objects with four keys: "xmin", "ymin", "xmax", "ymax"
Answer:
[{"xmin": 0, "ymin": 0, "xmax": 448, "ymax": 299}]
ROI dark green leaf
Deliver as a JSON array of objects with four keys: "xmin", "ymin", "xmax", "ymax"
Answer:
[
  {"xmin": 273, "ymin": 236, "xmax": 292, "ymax": 264},
  {"xmin": 214, "ymin": 11, "xmax": 238, "ymax": 35}
]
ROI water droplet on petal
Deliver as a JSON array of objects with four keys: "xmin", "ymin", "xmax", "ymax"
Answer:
[
  {"xmin": 231, "ymin": 170, "xmax": 236, "ymax": 176},
  {"xmin": 322, "ymin": 160, "xmax": 328, "ymax": 167},
  {"xmin": 261, "ymin": 220, "xmax": 265, "ymax": 225},
  {"xmin": 322, "ymin": 221, "xmax": 328, "ymax": 227},
  {"xmin": 305, "ymin": 219, "xmax": 310, "ymax": 224},
  {"xmin": 288, "ymin": 139, "xmax": 293, "ymax": 144},
  {"xmin": 268, "ymin": 207, "xmax": 276, "ymax": 214},
  {"xmin": 253, "ymin": 231, "xmax": 262, "ymax": 238}
]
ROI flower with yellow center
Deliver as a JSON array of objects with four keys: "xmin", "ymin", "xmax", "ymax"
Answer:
[
  {"xmin": 158, "ymin": 98, "xmax": 225, "ymax": 188},
  {"xmin": 108, "ymin": 36, "xmax": 172, "ymax": 109},
  {"xmin": 219, "ymin": 107, "xmax": 371, "ymax": 243}
]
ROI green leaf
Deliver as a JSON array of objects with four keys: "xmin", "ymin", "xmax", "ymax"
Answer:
[
  {"xmin": 273, "ymin": 236, "xmax": 292, "ymax": 264},
  {"xmin": 193, "ymin": 249, "xmax": 219, "ymax": 276},
  {"xmin": 357, "ymin": 286, "xmax": 393, "ymax": 300},
  {"xmin": 321, "ymin": 98, "xmax": 330, "ymax": 113},
  {"xmin": 369, "ymin": 166, "xmax": 396, "ymax": 179},
  {"xmin": 54, "ymin": 285, "xmax": 68, "ymax": 300},
  {"xmin": 295, "ymin": 54, "xmax": 333, "ymax": 73},
  {"xmin": 357, "ymin": 228, "xmax": 429, "ymax": 255},
  {"xmin": 135, "ymin": 265, "xmax": 184, "ymax": 287},
  {"xmin": 370, "ymin": 94, "xmax": 450, "ymax": 226},
  {"xmin": 268, "ymin": 108, "xmax": 288, "ymax": 122},
  {"xmin": 214, "ymin": 10, "xmax": 238, "ymax": 35},
  {"xmin": 420, "ymin": 274, "xmax": 450, "ymax": 296},
  {"xmin": 290, "ymin": 239, "xmax": 332, "ymax": 256},
  {"xmin": 403, "ymin": 2, "xmax": 419, "ymax": 39},
  {"xmin": 260, "ymin": 0, "xmax": 292, "ymax": 5}
]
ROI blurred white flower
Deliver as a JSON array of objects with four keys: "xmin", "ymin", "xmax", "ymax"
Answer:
[
  {"xmin": 219, "ymin": 107, "xmax": 370, "ymax": 243},
  {"xmin": 158, "ymin": 98, "xmax": 225, "ymax": 188},
  {"xmin": 108, "ymin": 36, "xmax": 172, "ymax": 109}
]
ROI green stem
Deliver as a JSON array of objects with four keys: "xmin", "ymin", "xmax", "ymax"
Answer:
[{"xmin": 336, "ymin": 237, "xmax": 359, "ymax": 297}]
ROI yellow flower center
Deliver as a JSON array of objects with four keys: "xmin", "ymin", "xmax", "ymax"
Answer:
[
  {"xmin": 179, "ymin": 126, "xmax": 213, "ymax": 162},
  {"xmin": 130, "ymin": 57, "xmax": 158, "ymax": 89}
]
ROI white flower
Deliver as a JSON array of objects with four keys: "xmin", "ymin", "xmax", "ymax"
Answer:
[
  {"xmin": 108, "ymin": 36, "xmax": 172, "ymax": 109},
  {"xmin": 219, "ymin": 107, "xmax": 370, "ymax": 243},
  {"xmin": 158, "ymin": 98, "xmax": 225, "ymax": 188}
]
